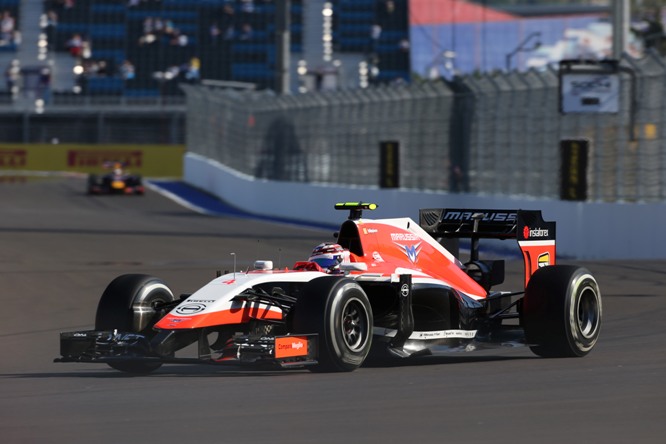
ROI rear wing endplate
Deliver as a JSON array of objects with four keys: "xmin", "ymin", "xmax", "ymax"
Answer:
[{"xmin": 419, "ymin": 208, "xmax": 556, "ymax": 287}]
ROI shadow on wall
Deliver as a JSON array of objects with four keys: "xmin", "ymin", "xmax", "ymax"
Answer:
[{"xmin": 254, "ymin": 116, "xmax": 309, "ymax": 182}]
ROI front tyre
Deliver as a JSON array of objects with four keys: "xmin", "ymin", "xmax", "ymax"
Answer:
[
  {"xmin": 95, "ymin": 274, "xmax": 175, "ymax": 374},
  {"xmin": 87, "ymin": 174, "xmax": 98, "ymax": 194},
  {"xmin": 522, "ymin": 265, "xmax": 602, "ymax": 357},
  {"xmin": 293, "ymin": 277, "xmax": 373, "ymax": 372}
]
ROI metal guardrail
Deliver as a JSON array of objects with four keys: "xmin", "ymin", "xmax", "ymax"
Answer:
[
  {"xmin": 183, "ymin": 53, "xmax": 666, "ymax": 203},
  {"xmin": 0, "ymin": 103, "xmax": 186, "ymax": 144}
]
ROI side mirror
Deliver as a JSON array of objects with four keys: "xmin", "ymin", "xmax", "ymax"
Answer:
[{"xmin": 340, "ymin": 263, "xmax": 368, "ymax": 272}]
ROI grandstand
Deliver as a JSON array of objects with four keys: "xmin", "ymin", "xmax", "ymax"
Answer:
[
  {"xmin": 332, "ymin": 0, "xmax": 410, "ymax": 84},
  {"xmin": 0, "ymin": 0, "xmax": 410, "ymax": 101},
  {"xmin": 2, "ymin": 1, "xmax": 617, "ymax": 101},
  {"xmin": 43, "ymin": 0, "xmax": 305, "ymax": 97}
]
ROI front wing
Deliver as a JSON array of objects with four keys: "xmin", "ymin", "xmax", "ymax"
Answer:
[{"xmin": 54, "ymin": 330, "xmax": 319, "ymax": 369}]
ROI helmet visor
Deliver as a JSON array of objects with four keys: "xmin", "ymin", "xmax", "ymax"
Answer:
[{"xmin": 311, "ymin": 257, "xmax": 339, "ymax": 269}]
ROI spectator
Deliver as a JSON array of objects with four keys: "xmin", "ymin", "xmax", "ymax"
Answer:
[
  {"xmin": 38, "ymin": 67, "xmax": 52, "ymax": 104},
  {"xmin": 222, "ymin": 4, "xmax": 236, "ymax": 40},
  {"xmin": 163, "ymin": 19, "xmax": 175, "ymax": 36},
  {"xmin": 67, "ymin": 33, "xmax": 83, "ymax": 57},
  {"xmin": 4, "ymin": 59, "xmax": 20, "ymax": 97},
  {"xmin": 170, "ymin": 29, "xmax": 188, "ymax": 46},
  {"xmin": 241, "ymin": 0, "xmax": 255, "ymax": 14},
  {"xmin": 399, "ymin": 38, "xmax": 410, "ymax": 52},
  {"xmin": 41, "ymin": 10, "xmax": 58, "ymax": 47},
  {"xmin": 153, "ymin": 17, "xmax": 164, "ymax": 34},
  {"xmin": 82, "ymin": 35, "xmax": 92, "ymax": 58},
  {"xmin": 370, "ymin": 24, "xmax": 382, "ymax": 52},
  {"xmin": 239, "ymin": 23, "xmax": 253, "ymax": 41},
  {"xmin": 153, "ymin": 65, "xmax": 180, "ymax": 82},
  {"xmin": 120, "ymin": 60, "xmax": 135, "ymax": 80},
  {"xmin": 183, "ymin": 57, "xmax": 200, "ymax": 83},
  {"xmin": 1, "ymin": 10, "xmax": 15, "ymax": 45},
  {"xmin": 224, "ymin": 24, "xmax": 235, "ymax": 41},
  {"xmin": 209, "ymin": 22, "xmax": 221, "ymax": 44},
  {"xmin": 143, "ymin": 16, "xmax": 154, "ymax": 35},
  {"xmin": 139, "ymin": 17, "xmax": 158, "ymax": 45},
  {"xmin": 138, "ymin": 33, "xmax": 157, "ymax": 45},
  {"xmin": 95, "ymin": 60, "xmax": 109, "ymax": 77}
]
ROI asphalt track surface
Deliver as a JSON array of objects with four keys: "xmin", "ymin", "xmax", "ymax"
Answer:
[{"xmin": 1, "ymin": 175, "xmax": 665, "ymax": 444}]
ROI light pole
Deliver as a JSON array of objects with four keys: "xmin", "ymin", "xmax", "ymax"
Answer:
[
  {"xmin": 505, "ymin": 32, "xmax": 542, "ymax": 72},
  {"xmin": 611, "ymin": 0, "xmax": 629, "ymax": 59}
]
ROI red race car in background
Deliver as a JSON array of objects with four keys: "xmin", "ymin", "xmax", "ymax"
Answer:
[
  {"xmin": 87, "ymin": 161, "xmax": 144, "ymax": 195},
  {"xmin": 55, "ymin": 202, "xmax": 602, "ymax": 373}
]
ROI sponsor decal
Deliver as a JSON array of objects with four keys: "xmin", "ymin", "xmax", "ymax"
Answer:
[
  {"xmin": 538, "ymin": 252, "xmax": 550, "ymax": 268},
  {"xmin": 443, "ymin": 211, "xmax": 517, "ymax": 223},
  {"xmin": 0, "ymin": 149, "xmax": 27, "ymax": 168},
  {"xmin": 523, "ymin": 226, "xmax": 549, "ymax": 239},
  {"xmin": 363, "ymin": 228, "xmax": 378, "ymax": 234},
  {"xmin": 175, "ymin": 303, "xmax": 207, "ymax": 315},
  {"xmin": 570, "ymin": 76, "xmax": 612, "ymax": 96},
  {"xmin": 274, "ymin": 336, "xmax": 309, "ymax": 359},
  {"xmin": 400, "ymin": 284, "xmax": 410, "ymax": 298},
  {"xmin": 166, "ymin": 317, "xmax": 191, "ymax": 327},
  {"xmin": 390, "ymin": 232, "xmax": 420, "ymax": 241},
  {"xmin": 372, "ymin": 251, "xmax": 384, "ymax": 262},
  {"xmin": 375, "ymin": 328, "xmax": 477, "ymax": 340},
  {"xmin": 67, "ymin": 150, "xmax": 143, "ymax": 168},
  {"xmin": 412, "ymin": 330, "xmax": 477, "ymax": 340},
  {"xmin": 222, "ymin": 279, "xmax": 236, "ymax": 285},
  {"xmin": 395, "ymin": 241, "xmax": 422, "ymax": 264}
]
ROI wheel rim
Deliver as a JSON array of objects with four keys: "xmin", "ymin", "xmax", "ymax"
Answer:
[
  {"xmin": 340, "ymin": 298, "xmax": 369, "ymax": 352},
  {"xmin": 577, "ymin": 285, "xmax": 600, "ymax": 339}
]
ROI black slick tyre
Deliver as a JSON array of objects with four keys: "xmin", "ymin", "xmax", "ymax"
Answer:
[
  {"xmin": 522, "ymin": 265, "xmax": 602, "ymax": 357},
  {"xmin": 95, "ymin": 274, "xmax": 175, "ymax": 374},
  {"xmin": 86, "ymin": 174, "xmax": 97, "ymax": 194},
  {"xmin": 293, "ymin": 276, "xmax": 373, "ymax": 372}
]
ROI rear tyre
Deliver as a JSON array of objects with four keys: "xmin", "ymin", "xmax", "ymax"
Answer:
[
  {"xmin": 293, "ymin": 277, "xmax": 373, "ymax": 372},
  {"xmin": 522, "ymin": 265, "xmax": 602, "ymax": 357},
  {"xmin": 95, "ymin": 274, "xmax": 175, "ymax": 374}
]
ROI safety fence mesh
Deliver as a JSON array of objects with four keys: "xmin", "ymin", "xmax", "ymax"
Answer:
[{"xmin": 184, "ymin": 53, "xmax": 666, "ymax": 203}]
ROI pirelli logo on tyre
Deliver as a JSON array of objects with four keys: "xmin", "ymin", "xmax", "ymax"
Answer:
[
  {"xmin": 67, "ymin": 150, "xmax": 143, "ymax": 168},
  {"xmin": 274, "ymin": 336, "xmax": 309, "ymax": 359},
  {"xmin": 0, "ymin": 149, "xmax": 27, "ymax": 168}
]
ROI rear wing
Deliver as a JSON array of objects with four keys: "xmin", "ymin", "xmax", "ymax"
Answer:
[{"xmin": 419, "ymin": 208, "xmax": 556, "ymax": 287}]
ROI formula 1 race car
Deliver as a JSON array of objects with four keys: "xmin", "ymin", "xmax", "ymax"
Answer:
[
  {"xmin": 87, "ymin": 161, "xmax": 144, "ymax": 195},
  {"xmin": 55, "ymin": 202, "xmax": 602, "ymax": 373}
]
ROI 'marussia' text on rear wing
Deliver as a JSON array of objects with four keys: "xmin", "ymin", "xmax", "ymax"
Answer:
[{"xmin": 419, "ymin": 209, "xmax": 556, "ymax": 287}]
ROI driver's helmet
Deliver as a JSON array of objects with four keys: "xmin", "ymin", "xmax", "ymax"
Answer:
[
  {"xmin": 113, "ymin": 162, "xmax": 123, "ymax": 175},
  {"xmin": 308, "ymin": 242, "xmax": 350, "ymax": 272}
]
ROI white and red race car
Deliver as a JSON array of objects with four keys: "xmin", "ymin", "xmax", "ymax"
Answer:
[{"xmin": 55, "ymin": 202, "xmax": 602, "ymax": 373}]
